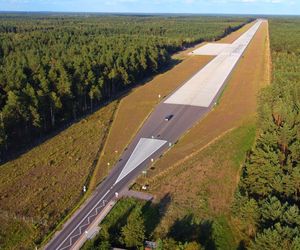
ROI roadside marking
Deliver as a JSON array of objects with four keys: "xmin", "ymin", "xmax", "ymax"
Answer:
[
  {"xmin": 55, "ymin": 190, "xmax": 110, "ymax": 250},
  {"xmin": 115, "ymin": 138, "xmax": 167, "ymax": 184}
]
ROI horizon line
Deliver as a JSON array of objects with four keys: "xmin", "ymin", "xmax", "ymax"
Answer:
[{"xmin": 0, "ymin": 10, "xmax": 299, "ymax": 16}]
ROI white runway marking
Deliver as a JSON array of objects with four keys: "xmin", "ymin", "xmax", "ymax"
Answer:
[
  {"xmin": 191, "ymin": 43, "xmax": 230, "ymax": 55},
  {"xmin": 164, "ymin": 20, "xmax": 264, "ymax": 108},
  {"xmin": 115, "ymin": 138, "xmax": 167, "ymax": 184}
]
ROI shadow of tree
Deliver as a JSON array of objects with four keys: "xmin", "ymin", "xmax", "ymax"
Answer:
[
  {"xmin": 200, "ymin": 220, "xmax": 216, "ymax": 250},
  {"xmin": 237, "ymin": 240, "xmax": 247, "ymax": 250},
  {"xmin": 168, "ymin": 215, "xmax": 217, "ymax": 250},
  {"xmin": 142, "ymin": 193, "xmax": 172, "ymax": 238}
]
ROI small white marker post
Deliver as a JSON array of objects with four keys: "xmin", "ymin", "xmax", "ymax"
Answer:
[
  {"xmin": 107, "ymin": 162, "xmax": 110, "ymax": 166},
  {"xmin": 142, "ymin": 170, "xmax": 147, "ymax": 177},
  {"xmin": 115, "ymin": 192, "xmax": 119, "ymax": 198},
  {"xmin": 83, "ymin": 186, "xmax": 87, "ymax": 193},
  {"xmin": 169, "ymin": 142, "xmax": 172, "ymax": 147},
  {"xmin": 151, "ymin": 158, "xmax": 154, "ymax": 162},
  {"xmin": 158, "ymin": 94, "xmax": 161, "ymax": 99}
]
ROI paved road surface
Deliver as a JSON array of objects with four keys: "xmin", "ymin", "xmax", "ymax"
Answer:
[{"xmin": 45, "ymin": 19, "xmax": 264, "ymax": 250}]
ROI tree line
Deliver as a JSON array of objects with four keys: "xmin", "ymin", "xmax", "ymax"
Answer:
[
  {"xmin": 234, "ymin": 18, "xmax": 300, "ymax": 249},
  {"xmin": 0, "ymin": 15, "xmax": 251, "ymax": 158}
]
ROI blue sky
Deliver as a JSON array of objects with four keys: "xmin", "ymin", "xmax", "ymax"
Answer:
[{"xmin": 0, "ymin": 0, "xmax": 299, "ymax": 15}]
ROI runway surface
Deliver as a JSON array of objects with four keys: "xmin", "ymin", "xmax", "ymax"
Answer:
[
  {"xmin": 45, "ymin": 19, "xmax": 264, "ymax": 250},
  {"xmin": 164, "ymin": 20, "xmax": 262, "ymax": 107}
]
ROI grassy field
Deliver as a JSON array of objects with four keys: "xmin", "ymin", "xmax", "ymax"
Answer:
[
  {"xmin": 90, "ymin": 21, "xmax": 258, "ymax": 190},
  {"xmin": 146, "ymin": 124, "xmax": 256, "ymax": 239},
  {"xmin": 0, "ymin": 101, "xmax": 118, "ymax": 249}
]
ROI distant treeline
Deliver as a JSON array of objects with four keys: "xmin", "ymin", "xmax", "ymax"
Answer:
[
  {"xmin": 234, "ymin": 19, "xmax": 300, "ymax": 248},
  {"xmin": 0, "ymin": 15, "xmax": 251, "ymax": 157}
]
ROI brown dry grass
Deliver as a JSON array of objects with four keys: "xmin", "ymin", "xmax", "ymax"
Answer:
[
  {"xmin": 146, "ymin": 124, "xmax": 256, "ymax": 237},
  {"xmin": 0, "ymin": 101, "xmax": 118, "ymax": 249},
  {"xmin": 265, "ymin": 21, "xmax": 272, "ymax": 85},
  {"xmin": 139, "ymin": 21, "xmax": 270, "ymax": 181}
]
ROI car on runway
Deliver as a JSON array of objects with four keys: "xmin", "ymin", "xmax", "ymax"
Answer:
[{"xmin": 164, "ymin": 114, "xmax": 174, "ymax": 121}]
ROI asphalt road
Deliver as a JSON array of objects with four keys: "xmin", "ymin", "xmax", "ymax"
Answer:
[{"xmin": 45, "ymin": 20, "xmax": 263, "ymax": 250}]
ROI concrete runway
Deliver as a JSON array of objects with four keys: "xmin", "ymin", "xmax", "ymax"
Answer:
[
  {"xmin": 45, "ymin": 19, "xmax": 264, "ymax": 250},
  {"xmin": 165, "ymin": 20, "xmax": 263, "ymax": 107}
]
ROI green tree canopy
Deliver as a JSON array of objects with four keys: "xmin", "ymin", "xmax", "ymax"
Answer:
[{"xmin": 121, "ymin": 206, "xmax": 145, "ymax": 248}]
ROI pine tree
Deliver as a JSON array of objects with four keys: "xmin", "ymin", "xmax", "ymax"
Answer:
[{"xmin": 121, "ymin": 206, "xmax": 145, "ymax": 248}]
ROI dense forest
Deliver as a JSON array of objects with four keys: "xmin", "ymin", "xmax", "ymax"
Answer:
[
  {"xmin": 234, "ymin": 18, "xmax": 300, "ymax": 249},
  {"xmin": 0, "ymin": 15, "xmax": 250, "ymax": 158}
]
